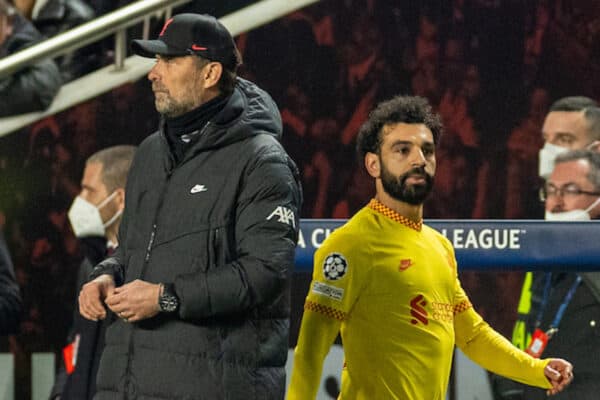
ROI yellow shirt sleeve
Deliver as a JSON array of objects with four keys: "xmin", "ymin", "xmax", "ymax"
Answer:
[
  {"xmin": 287, "ymin": 310, "xmax": 341, "ymax": 400},
  {"xmin": 288, "ymin": 228, "xmax": 368, "ymax": 399},
  {"xmin": 454, "ymin": 304, "xmax": 551, "ymax": 389},
  {"xmin": 441, "ymin": 237, "xmax": 551, "ymax": 390}
]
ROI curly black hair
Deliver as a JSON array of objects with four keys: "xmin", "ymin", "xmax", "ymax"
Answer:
[{"xmin": 356, "ymin": 95, "xmax": 443, "ymax": 160}]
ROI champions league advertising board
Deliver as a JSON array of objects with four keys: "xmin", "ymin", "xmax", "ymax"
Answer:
[{"xmin": 294, "ymin": 220, "xmax": 600, "ymax": 272}]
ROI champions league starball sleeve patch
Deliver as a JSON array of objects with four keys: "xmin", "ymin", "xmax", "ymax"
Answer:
[{"xmin": 322, "ymin": 253, "xmax": 348, "ymax": 280}]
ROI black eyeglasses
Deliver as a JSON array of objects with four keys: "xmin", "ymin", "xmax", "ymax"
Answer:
[{"xmin": 539, "ymin": 183, "xmax": 600, "ymax": 202}]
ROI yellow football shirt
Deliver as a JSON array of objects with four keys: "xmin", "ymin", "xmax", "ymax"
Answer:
[{"xmin": 288, "ymin": 199, "xmax": 551, "ymax": 400}]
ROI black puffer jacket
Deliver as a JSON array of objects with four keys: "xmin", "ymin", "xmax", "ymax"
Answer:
[
  {"xmin": 32, "ymin": 0, "xmax": 99, "ymax": 81},
  {"xmin": 33, "ymin": 0, "xmax": 94, "ymax": 38},
  {"xmin": 91, "ymin": 78, "xmax": 302, "ymax": 400},
  {"xmin": 0, "ymin": 13, "xmax": 62, "ymax": 117}
]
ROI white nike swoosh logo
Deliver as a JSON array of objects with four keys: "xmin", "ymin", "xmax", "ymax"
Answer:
[{"xmin": 190, "ymin": 185, "xmax": 207, "ymax": 194}]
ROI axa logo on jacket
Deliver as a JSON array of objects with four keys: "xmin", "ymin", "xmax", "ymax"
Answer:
[{"xmin": 267, "ymin": 206, "xmax": 296, "ymax": 227}]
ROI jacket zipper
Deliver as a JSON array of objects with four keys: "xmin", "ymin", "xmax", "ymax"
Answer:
[
  {"xmin": 123, "ymin": 168, "xmax": 173, "ymax": 398},
  {"xmin": 145, "ymin": 227, "xmax": 156, "ymax": 262},
  {"xmin": 123, "ymin": 120, "xmax": 212, "ymax": 396}
]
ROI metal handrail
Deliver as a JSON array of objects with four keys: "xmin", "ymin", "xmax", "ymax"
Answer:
[
  {"xmin": 0, "ymin": 0, "xmax": 320, "ymax": 137},
  {"xmin": 0, "ymin": 0, "xmax": 192, "ymax": 79}
]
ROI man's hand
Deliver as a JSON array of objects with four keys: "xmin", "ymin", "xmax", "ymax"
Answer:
[
  {"xmin": 79, "ymin": 274, "xmax": 115, "ymax": 321},
  {"xmin": 104, "ymin": 279, "xmax": 161, "ymax": 323},
  {"xmin": 544, "ymin": 358, "xmax": 573, "ymax": 396}
]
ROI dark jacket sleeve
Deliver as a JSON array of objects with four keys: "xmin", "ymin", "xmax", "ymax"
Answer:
[
  {"xmin": 0, "ymin": 15, "xmax": 62, "ymax": 117},
  {"xmin": 0, "ymin": 233, "xmax": 22, "ymax": 335},
  {"xmin": 0, "ymin": 58, "xmax": 62, "ymax": 117},
  {"xmin": 88, "ymin": 252, "xmax": 125, "ymax": 285},
  {"xmin": 88, "ymin": 230, "xmax": 127, "ymax": 285},
  {"xmin": 88, "ymin": 206, "xmax": 127, "ymax": 284},
  {"xmin": 174, "ymin": 149, "xmax": 302, "ymax": 319}
]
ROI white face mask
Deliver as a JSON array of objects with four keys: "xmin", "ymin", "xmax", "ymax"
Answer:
[
  {"xmin": 538, "ymin": 142, "xmax": 569, "ymax": 179},
  {"xmin": 68, "ymin": 191, "xmax": 122, "ymax": 238},
  {"xmin": 545, "ymin": 197, "xmax": 600, "ymax": 221}
]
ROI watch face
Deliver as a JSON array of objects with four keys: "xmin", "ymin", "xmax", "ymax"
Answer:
[{"xmin": 159, "ymin": 293, "xmax": 178, "ymax": 313}]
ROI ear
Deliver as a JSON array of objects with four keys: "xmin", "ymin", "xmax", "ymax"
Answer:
[
  {"xmin": 114, "ymin": 188, "xmax": 126, "ymax": 212},
  {"xmin": 364, "ymin": 152, "xmax": 380, "ymax": 179},
  {"xmin": 202, "ymin": 62, "xmax": 223, "ymax": 90},
  {"xmin": 588, "ymin": 140, "xmax": 600, "ymax": 153}
]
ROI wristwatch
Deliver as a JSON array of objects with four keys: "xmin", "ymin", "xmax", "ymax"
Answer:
[{"xmin": 158, "ymin": 283, "xmax": 179, "ymax": 313}]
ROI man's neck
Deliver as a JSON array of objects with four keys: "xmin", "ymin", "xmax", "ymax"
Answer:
[{"xmin": 375, "ymin": 191, "xmax": 423, "ymax": 223}]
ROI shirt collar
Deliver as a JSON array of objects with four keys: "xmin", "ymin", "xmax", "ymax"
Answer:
[{"xmin": 367, "ymin": 198, "xmax": 423, "ymax": 232}]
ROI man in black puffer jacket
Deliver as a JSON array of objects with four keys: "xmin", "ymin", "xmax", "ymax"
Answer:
[{"xmin": 79, "ymin": 13, "xmax": 302, "ymax": 400}]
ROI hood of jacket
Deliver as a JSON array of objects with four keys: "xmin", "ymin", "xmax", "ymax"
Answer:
[
  {"xmin": 33, "ymin": 0, "xmax": 94, "ymax": 34},
  {"xmin": 158, "ymin": 77, "xmax": 282, "ymax": 164}
]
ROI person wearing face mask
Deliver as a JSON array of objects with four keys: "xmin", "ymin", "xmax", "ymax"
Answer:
[
  {"xmin": 50, "ymin": 145, "xmax": 135, "ymax": 400},
  {"xmin": 538, "ymin": 96, "xmax": 600, "ymax": 179},
  {"xmin": 493, "ymin": 150, "xmax": 600, "ymax": 400}
]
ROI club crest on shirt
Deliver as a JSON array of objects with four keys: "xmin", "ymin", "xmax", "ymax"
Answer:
[{"xmin": 323, "ymin": 253, "xmax": 348, "ymax": 280}]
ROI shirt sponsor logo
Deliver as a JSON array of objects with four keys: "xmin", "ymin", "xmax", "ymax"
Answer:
[
  {"xmin": 312, "ymin": 281, "xmax": 344, "ymax": 301},
  {"xmin": 410, "ymin": 294, "xmax": 428, "ymax": 325},
  {"xmin": 323, "ymin": 253, "xmax": 348, "ymax": 280},
  {"xmin": 266, "ymin": 206, "xmax": 296, "ymax": 227},
  {"xmin": 431, "ymin": 302, "xmax": 454, "ymax": 322}
]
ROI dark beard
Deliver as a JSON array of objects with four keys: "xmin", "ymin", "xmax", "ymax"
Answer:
[{"xmin": 381, "ymin": 163, "xmax": 434, "ymax": 205}]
